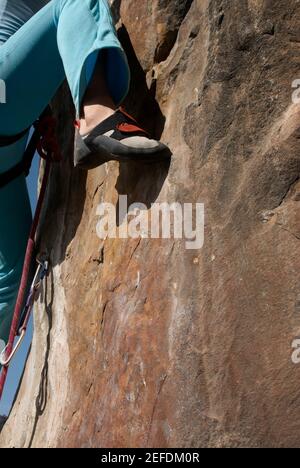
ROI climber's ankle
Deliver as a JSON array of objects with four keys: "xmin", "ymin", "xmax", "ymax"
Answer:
[
  {"xmin": 79, "ymin": 103, "xmax": 116, "ymax": 136},
  {"xmin": 79, "ymin": 51, "xmax": 117, "ymax": 136}
]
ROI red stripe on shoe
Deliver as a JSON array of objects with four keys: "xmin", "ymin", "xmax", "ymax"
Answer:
[{"xmin": 117, "ymin": 122, "xmax": 149, "ymax": 136}]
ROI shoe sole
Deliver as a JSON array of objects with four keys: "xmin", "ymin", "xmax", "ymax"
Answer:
[{"xmin": 74, "ymin": 133, "xmax": 172, "ymax": 170}]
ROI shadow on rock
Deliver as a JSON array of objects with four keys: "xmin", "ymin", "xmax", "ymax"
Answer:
[
  {"xmin": 0, "ymin": 415, "xmax": 6, "ymax": 432},
  {"xmin": 115, "ymin": 24, "xmax": 172, "ymax": 223},
  {"xmin": 118, "ymin": 24, "xmax": 166, "ymax": 140},
  {"xmin": 115, "ymin": 158, "xmax": 171, "ymax": 225}
]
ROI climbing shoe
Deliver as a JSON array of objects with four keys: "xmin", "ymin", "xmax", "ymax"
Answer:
[{"xmin": 74, "ymin": 108, "xmax": 171, "ymax": 169}]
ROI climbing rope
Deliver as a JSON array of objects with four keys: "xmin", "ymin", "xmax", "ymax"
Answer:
[{"xmin": 0, "ymin": 107, "xmax": 61, "ymax": 400}]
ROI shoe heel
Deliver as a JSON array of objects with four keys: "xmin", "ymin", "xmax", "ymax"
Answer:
[
  {"xmin": 74, "ymin": 132, "xmax": 91, "ymax": 167},
  {"xmin": 74, "ymin": 132, "xmax": 109, "ymax": 170}
]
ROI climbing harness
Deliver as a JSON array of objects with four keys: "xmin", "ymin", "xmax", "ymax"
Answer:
[
  {"xmin": 0, "ymin": 107, "xmax": 61, "ymax": 189},
  {"xmin": 0, "ymin": 106, "xmax": 61, "ymax": 400}
]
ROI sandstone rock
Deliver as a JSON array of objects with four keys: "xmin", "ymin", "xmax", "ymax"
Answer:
[{"xmin": 1, "ymin": 0, "xmax": 300, "ymax": 448}]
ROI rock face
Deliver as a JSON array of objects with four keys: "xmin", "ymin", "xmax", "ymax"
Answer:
[{"xmin": 1, "ymin": 0, "xmax": 300, "ymax": 448}]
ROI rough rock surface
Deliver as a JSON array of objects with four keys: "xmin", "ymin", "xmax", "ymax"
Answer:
[{"xmin": 1, "ymin": 0, "xmax": 300, "ymax": 448}]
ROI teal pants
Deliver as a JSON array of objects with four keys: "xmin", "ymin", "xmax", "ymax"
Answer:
[{"xmin": 0, "ymin": 0, "xmax": 130, "ymax": 350}]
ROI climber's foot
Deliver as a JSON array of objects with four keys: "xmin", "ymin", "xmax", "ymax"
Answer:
[{"xmin": 74, "ymin": 108, "xmax": 171, "ymax": 170}]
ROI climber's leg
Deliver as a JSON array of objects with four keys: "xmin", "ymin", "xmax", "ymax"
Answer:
[
  {"xmin": 53, "ymin": 0, "xmax": 130, "ymax": 117},
  {"xmin": 53, "ymin": 1, "xmax": 170, "ymax": 167},
  {"xmin": 0, "ymin": 2, "xmax": 65, "ymax": 139},
  {"xmin": 0, "ymin": 0, "xmax": 129, "ymax": 160},
  {"xmin": 0, "ymin": 1, "xmax": 65, "ymax": 350}
]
